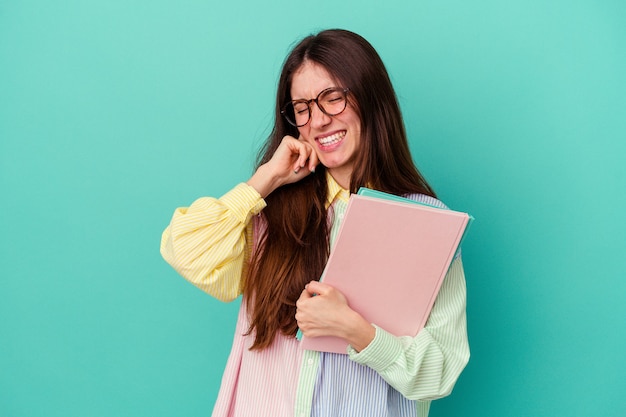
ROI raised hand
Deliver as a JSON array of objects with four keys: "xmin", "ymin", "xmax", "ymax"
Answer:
[{"xmin": 247, "ymin": 135, "xmax": 320, "ymax": 198}]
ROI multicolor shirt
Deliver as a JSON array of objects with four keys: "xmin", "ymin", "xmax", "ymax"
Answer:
[{"xmin": 160, "ymin": 174, "xmax": 469, "ymax": 417}]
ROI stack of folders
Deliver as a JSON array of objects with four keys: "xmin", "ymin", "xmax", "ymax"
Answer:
[{"xmin": 299, "ymin": 187, "xmax": 473, "ymax": 354}]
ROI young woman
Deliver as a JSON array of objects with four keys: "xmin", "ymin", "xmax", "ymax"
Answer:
[{"xmin": 161, "ymin": 29, "xmax": 469, "ymax": 417}]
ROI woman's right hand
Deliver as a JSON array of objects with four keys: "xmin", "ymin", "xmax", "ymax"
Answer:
[{"xmin": 246, "ymin": 135, "xmax": 319, "ymax": 198}]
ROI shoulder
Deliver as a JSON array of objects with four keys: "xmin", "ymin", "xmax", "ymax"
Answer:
[{"xmin": 403, "ymin": 193, "xmax": 448, "ymax": 210}]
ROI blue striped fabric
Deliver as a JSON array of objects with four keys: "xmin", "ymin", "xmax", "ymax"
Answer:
[{"xmin": 312, "ymin": 353, "xmax": 418, "ymax": 417}]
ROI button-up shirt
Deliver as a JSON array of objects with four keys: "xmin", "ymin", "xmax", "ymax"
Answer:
[{"xmin": 161, "ymin": 173, "xmax": 469, "ymax": 417}]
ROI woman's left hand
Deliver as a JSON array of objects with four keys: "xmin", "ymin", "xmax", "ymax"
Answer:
[{"xmin": 296, "ymin": 281, "xmax": 376, "ymax": 352}]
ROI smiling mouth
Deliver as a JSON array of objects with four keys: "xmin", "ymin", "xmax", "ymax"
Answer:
[{"xmin": 317, "ymin": 131, "xmax": 346, "ymax": 146}]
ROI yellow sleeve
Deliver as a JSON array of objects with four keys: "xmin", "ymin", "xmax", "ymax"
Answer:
[{"xmin": 160, "ymin": 183, "xmax": 267, "ymax": 301}]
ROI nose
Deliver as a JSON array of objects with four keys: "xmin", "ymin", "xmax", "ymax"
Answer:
[{"xmin": 309, "ymin": 102, "xmax": 331, "ymax": 129}]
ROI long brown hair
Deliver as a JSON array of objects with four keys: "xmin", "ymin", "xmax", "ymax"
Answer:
[{"xmin": 243, "ymin": 29, "xmax": 436, "ymax": 350}]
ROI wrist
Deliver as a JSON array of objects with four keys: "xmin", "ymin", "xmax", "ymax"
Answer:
[
  {"xmin": 246, "ymin": 164, "xmax": 280, "ymax": 198},
  {"xmin": 343, "ymin": 310, "xmax": 376, "ymax": 353}
]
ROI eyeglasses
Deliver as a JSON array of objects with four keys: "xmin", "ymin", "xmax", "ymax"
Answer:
[{"xmin": 281, "ymin": 87, "xmax": 350, "ymax": 127}]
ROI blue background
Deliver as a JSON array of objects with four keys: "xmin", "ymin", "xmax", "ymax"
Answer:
[{"xmin": 1, "ymin": 1, "xmax": 625, "ymax": 416}]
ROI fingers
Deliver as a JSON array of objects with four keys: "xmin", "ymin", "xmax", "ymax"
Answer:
[
  {"xmin": 304, "ymin": 280, "xmax": 330, "ymax": 296},
  {"xmin": 291, "ymin": 142, "xmax": 318, "ymax": 175},
  {"xmin": 308, "ymin": 147, "xmax": 320, "ymax": 173},
  {"xmin": 295, "ymin": 283, "xmax": 318, "ymax": 315},
  {"xmin": 285, "ymin": 135, "xmax": 318, "ymax": 175},
  {"xmin": 295, "ymin": 135, "xmax": 319, "ymax": 173},
  {"xmin": 293, "ymin": 145, "xmax": 313, "ymax": 174},
  {"xmin": 297, "ymin": 287, "xmax": 312, "ymax": 303},
  {"xmin": 295, "ymin": 289, "xmax": 310, "ymax": 324}
]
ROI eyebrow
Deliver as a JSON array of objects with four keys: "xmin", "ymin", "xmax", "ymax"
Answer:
[{"xmin": 290, "ymin": 86, "xmax": 339, "ymax": 101}]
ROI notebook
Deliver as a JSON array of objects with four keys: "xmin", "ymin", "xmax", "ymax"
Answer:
[{"xmin": 299, "ymin": 190, "xmax": 472, "ymax": 354}]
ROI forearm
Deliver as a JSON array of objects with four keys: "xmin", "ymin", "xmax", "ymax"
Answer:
[
  {"xmin": 342, "ymin": 310, "xmax": 376, "ymax": 353},
  {"xmin": 246, "ymin": 164, "xmax": 283, "ymax": 199}
]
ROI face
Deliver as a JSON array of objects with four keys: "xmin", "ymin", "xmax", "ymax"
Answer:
[{"xmin": 290, "ymin": 61, "xmax": 362, "ymax": 188}]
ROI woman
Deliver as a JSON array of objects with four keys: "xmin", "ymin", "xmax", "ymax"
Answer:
[{"xmin": 161, "ymin": 29, "xmax": 469, "ymax": 417}]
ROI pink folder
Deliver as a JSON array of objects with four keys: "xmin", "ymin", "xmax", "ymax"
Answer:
[{"xmin": 300, "ymin": 194, "xmax": 471, "ymax": 354}]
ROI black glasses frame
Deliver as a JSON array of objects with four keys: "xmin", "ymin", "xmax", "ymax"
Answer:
[{"xmin": 281, "ymin": 87, "xmax": 350, "ymax": 127}]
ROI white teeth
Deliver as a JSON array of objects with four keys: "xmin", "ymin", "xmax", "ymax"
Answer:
[{"xmin": 318, "ymin": 131, "xmax": 346, "ymax": 146}]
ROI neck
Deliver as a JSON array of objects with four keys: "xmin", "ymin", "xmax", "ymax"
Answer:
[{"xmin": 328, "ymin": 167, "xmax": 351, "ymax": 190}]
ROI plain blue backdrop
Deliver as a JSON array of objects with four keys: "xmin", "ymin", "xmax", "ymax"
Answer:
[{"xmin": 1, "ymin": 1, "xmax": 625, "ymax": 416}]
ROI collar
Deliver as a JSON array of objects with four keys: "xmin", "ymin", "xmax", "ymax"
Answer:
[{"xmin": 325, "ymin": 171, "xmax": 350, "ymax": 208}]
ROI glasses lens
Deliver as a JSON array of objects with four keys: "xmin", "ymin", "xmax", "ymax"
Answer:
[
  {"xmin": 292, "ymin": 101, "xmax": 310, "ymax": 126},
  {"xmin": 319, "ymin": 88, "xmax": 347, "ymax": 116},
  {"xmin": 283, "ymin": 101, "xmax": 309, "ymax": 127}
]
